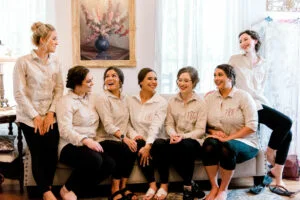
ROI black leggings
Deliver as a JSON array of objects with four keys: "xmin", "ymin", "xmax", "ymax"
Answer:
[
  {"xmin": 259, "ymin": 104, "xmax": 292, "ymax": 165},
  {"xmin": 100, "ymin": 140, "xmax": 136, "ymax": 179},
  {"xmin": 152, "ymin": 138, "xmax": 201, "ymax": 186},
  {"xmin": 21, "ymin": 123, "xmax": 59, "ymax": 194},
  {"xmin": 135, "ymin": 139, "xmax": 156, "ymax": 183},
  {"xmin": 59, "ymin": 143, "xmax": 115, "ymax": 195},
  {"xmin": 202, "ymin": 138, "xmax": 258, "ymax": 170}
]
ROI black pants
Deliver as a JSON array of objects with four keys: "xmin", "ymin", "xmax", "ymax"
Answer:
[
  {"xmin": 259, "ymin": 104, "xmax": 292, "ymax": 165},
  {"xmin": 20, "ymin": 123, "xmax": 59, "ymax": 194},
  {"xmin": 202, "ymin": 138, "xmax": 258, "ymax": 170},
  {"xmin": 59, "ymin": 143, "xmax": 115, "ymax": 195},
  {"xmin": 152, "ymin": 138, "xmax": 201, "ymax": 186},
  {"xmin": 135, "ymin": 139, "xmax": 156, "ymax": 183},
  {"xmin": 100, "ymin": 140, "xmax": 136, "ymax": 179}
]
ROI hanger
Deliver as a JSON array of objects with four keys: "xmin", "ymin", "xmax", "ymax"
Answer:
[{"xmin": 265, "ymin": 16, "xmax": 273, "ymax": 22}]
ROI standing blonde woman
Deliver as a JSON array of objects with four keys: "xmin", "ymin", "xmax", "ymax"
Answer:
[{"xmin": 13, "ymin": 22, "xmax": 63, "ymax": 200}]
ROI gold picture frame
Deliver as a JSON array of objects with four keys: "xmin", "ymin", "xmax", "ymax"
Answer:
[{"xmin": 72, "ymin": 0, "xmax": 136, "ymax": 68}]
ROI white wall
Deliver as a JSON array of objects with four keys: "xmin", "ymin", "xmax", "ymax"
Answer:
[
  {"xmin": 53, "ymin": 0, "xmax": 156, "ymax": 94},
  {"xmin": 53, "ymin": 0, "xmax": 266, "ymax": 94}
]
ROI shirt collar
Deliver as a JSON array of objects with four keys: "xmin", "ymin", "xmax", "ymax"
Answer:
[
  {"xmin": 132, "ymin": 92, "xmax": 159, "ymax": 104},
  {"xmin": 68, "ymin": 90, "xmax": 89, "ymax": 100},
  {"xmin": 31, "ymin": 50, "xmax": 54, "ymax": 64},
  {"xmin": 216, "ymin": 87, "xmax": 237, "ymax": 98},
  {"xmin": 175, "ymin": 91, "xmax": 198, "ymax": 103},
  {"xmin": 104, "ymin": 90, "xmax": 126, "ymax": 100}
]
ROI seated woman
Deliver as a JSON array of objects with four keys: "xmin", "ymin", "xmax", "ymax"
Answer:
[
  {"xmin": 153, "ymin": 66, "xmax": 206, "ymax": 200},
  {"xmin": 203, "ymin": 64, "xmax": 259, "ymax": 200},
  {"xmin": 127, "ymin": 68, "xmax": 168, "ymax": 200},
  {"xmin": 96, "ymin": 67, "xmax": 138, "ymax": 200},
  {"xmin": 56, "ymin": 66, "xmax": 115, "ymax": 200}
]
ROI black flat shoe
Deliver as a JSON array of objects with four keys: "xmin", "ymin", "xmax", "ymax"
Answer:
[
  {"xmin": 183, "ymin": 189, "xmax": 194, "ymax": 200},
  {"xmin": 191, "ymin": 181, "xmax": 206, "ymax": 199},
  {"xmin": 109, "ymin": 190, "xmax": 128, "ymax": 200}
]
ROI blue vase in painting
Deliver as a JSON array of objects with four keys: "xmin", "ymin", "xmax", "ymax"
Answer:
[{"xmin": 95, "ymin": 35, "xmax": 110, "ymax": 52}]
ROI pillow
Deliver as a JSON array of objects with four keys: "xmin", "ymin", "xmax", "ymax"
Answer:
[{"xmin": 0, "ymin": 135, "xmax": 16, "ymax": 153}]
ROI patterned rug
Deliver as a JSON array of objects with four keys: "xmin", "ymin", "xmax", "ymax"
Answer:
[
  {"xmin": 163, "ymin": 188, "xmax": 286, "ymax": 200},
  {"xmin": 82, "ymin": 188, "xmax": 293, "ymax": 200}
]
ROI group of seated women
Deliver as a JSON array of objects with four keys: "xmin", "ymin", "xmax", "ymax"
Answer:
[
  {"xmin": 13, "ymin": 22, "xmax": 292, "ymax": 200},
  {"xmin": 53, "ymin": 64, "xmax": 258, "ymax": 200}
]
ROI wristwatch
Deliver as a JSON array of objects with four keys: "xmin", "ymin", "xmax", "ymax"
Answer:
[{"xmin": 120, "ymin": 134, "xmax": 125, "ymax": 142}]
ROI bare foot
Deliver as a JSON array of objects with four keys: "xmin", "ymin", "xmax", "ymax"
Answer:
[
  {"xmin": 60, "ymin": 185, "xmax": 77, "ymax": 200},
  {"xmin": 205, "ymin": 187, "xmax": 219, "ymax": 200},
  {"xmin": 215, "ymin": 190, "xmax": 227, "ymax": 200},
  {"xmin": 43, "ymin": 191, "xmax": 57, "ymax": 200},
  {"xmin": 271, "ymin": 165, "xmax": 286, "ymax": 187}
]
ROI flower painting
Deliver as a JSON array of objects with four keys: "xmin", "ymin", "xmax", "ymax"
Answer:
[{"xmin": 72, "ymin": 0, "xmax": 136, "ymax": 67}]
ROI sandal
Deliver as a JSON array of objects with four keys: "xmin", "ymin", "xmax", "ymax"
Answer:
[
  {"xmin": 249, "ymin": 175, "xmax": 273, "ymax": 195},
  {"xmin": 155, "ymin": 187, "xmax": 168, "ymax": 200},
  {"xmin": 121, "ymin": 188, "xmax": 138, "ymax": 200},
  {"xmin": 144, "ymin": 188, "xmax": 156, "ymax": 200},
  {"xmin": 269, "ymin": 185, "xmax": 295, "ymax": 197},
  {"xmin": 109, "ymin": 190, "xmax": 127, "ymax": 200}
]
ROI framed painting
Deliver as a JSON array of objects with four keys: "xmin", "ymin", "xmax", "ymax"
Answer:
[
  {"xmin": 72, "ymin": 0, "xmax": 136, "ymax": 67},
  {"xmin": 266, "ymin": 0, "xmax": 300, "ymax": 12}
]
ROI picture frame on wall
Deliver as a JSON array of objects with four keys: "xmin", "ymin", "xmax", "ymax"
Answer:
[{"xmin": 72, "ymin": 0, "xmax": 136, "ymax": 68}]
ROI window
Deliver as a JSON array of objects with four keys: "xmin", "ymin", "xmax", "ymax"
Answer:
[
  {"xmin": 0, "ymin": 0, "xmax": 46, "ymax": 106},
  {"xmin": 155, "ymin": 0, "xmax": 251, "ymax": 94}
]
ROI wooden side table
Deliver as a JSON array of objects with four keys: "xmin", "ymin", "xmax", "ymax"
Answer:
[{"xmin": 0, "ymin": 109, "xmax": 24, "ymax": 193}]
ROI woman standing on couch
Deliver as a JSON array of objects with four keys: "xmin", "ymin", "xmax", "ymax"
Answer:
[
  {"xmin": 127, "ymin": 68, "xmax": 168, "ymax": 200},
  {"xmin": 228, "ymin": 30, "xmax": 292, "ymax": 189},
  {"xmin": 203, "ymin": 64, "xmax": 259, "ymax": 200},
  {"xmin": 13, "ymin": 22, "xmax": 63, "ymax": 200},
  {"xmin": 56, "ymin": 66, "xmax": 115, "ymax": 200},
  {"xmin": 96, "ymin": 67, "xmax": 138, "ymax": 200},
  {"xmin": 153, "ymin": 66, "xmax": 206, "ymax": 200}
]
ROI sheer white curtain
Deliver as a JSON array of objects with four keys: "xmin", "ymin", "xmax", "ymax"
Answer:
[
  {"xmin": 0, "ymin": 0, "xmax": 47, "ymax": 105},
  {"xmin": 155, "ymin": 0, "xmax": 251, "ymax": 94},
  {"xmin": 253, "ymin": 20, "xmax": 300, "ymax": 157},
  {"xmin": 0, "ymin": 0, "xmax": 46, "ymax": 57}
]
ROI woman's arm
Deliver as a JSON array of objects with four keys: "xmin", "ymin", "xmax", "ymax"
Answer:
[
  {"xmin": 48, "ymin": 61, "xmax": 64, "ymax": 113},
  {"xmin": 13, "ymin": 59, "xmax": 39, "ymax": 120},
  {"xmin": 165, "ymin": 100, "xmax": 177, "ymax": 136}
]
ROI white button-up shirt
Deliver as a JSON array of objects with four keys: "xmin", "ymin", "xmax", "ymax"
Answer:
[
  {"xmin": 96, "ymin": 90, "xmax": 130, "ymax": 142},
  {"xmin": 128, "ymin": 93, "xmax": 168, "ymax": 144},
  {"xmin": 205, "ymin": 88, "xmax": 258, "ymax": 148},
  {"xmin": 229, "ymin": 54, "xmax": 270, "ymax": 110},
  {"xmin": 165, "ymin": 92, "xmax": 207, "ymax": 144},
  {"xmin": 56, "ymin": 91, "xmax": 99, "ymax": 155},
  {"xmin": 13, "ymin": 50, "xmax": 64, "ymax": 127}
]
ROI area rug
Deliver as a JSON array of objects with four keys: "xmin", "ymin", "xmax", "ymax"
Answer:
[
  {"xmin": 82, "ymin": 188, "xmax": 290, "ymax": 200},
  {"xmin": 163, "ymin": 189, "xmax": 286, "ymax": 200}
]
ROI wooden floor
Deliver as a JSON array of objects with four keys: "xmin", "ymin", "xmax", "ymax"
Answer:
[{"xmin": 0, "ymin": 178, "xmax": 300, "ymax": 200}]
